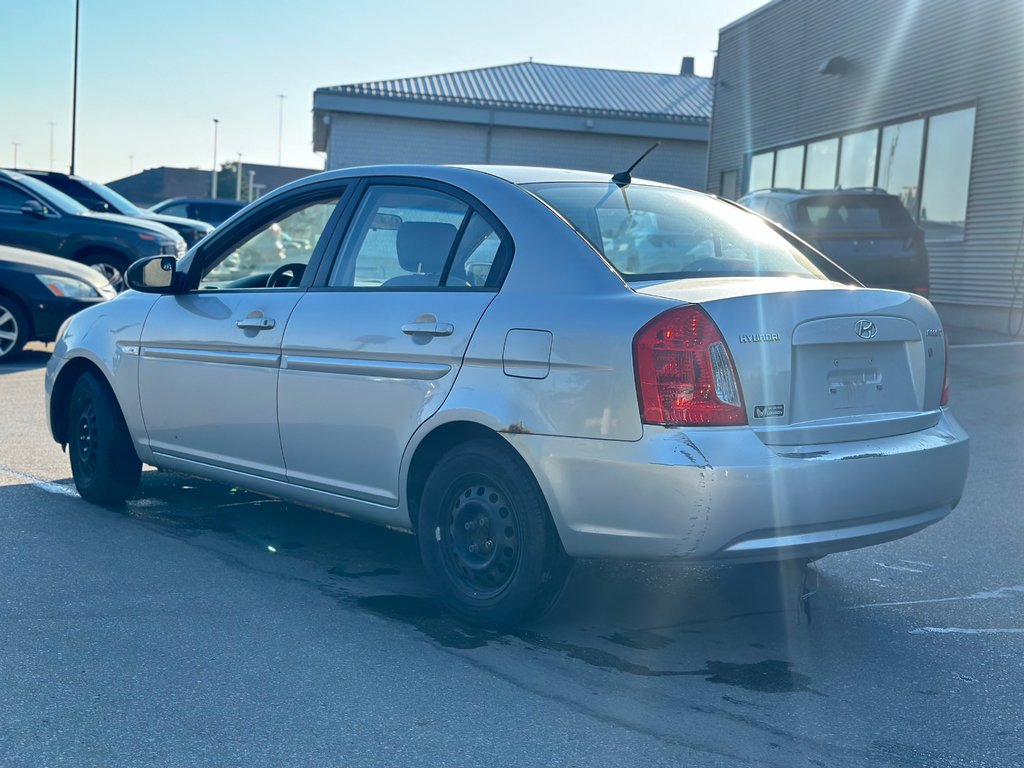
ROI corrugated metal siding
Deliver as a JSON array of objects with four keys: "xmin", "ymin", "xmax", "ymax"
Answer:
[
  {"xmin": 707, "ymin": 0, "xmax": 1024, "ymax": 309},
  {"xmin": 320, "ymin": 62, "xmax": 714, "ymax": 123}
]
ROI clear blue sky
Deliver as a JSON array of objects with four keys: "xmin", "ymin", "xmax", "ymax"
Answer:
[{"xmin": 1, "ymin": 0, "xmax": 766, "ymax": 183}]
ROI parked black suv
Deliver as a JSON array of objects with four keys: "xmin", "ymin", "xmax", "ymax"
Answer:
[
  {"xmin": 19, "ymin": 170, "xmax": 213, "ymax": 248},
  {"xmin": 0, "ymin": 170, "xmax": 185, "ymax": 289},
  {"xmin": 738, "ymin": 188, "xmax": 929, "ymax": 296},
  {"xmin": 149, "ymin": 197, "xmax": 247, "ymax": 227}
]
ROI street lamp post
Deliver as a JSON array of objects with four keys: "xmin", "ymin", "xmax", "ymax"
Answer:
[
  {"xmin": 70, "ymin": 0, "xmax": 79, "ymax": 174},
  {"xmin": 211, "ymin": 119, "xmax": 219, "ymax": 199},
  {"xmin": 235, "ymin": 153, "xmax": 243, "ymax": 201},
  {"xmin": 276, "ymin": 94, "xmax": 286, "ymax": 166}
]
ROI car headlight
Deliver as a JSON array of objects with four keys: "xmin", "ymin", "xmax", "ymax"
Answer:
[{"xmin": 35, "ymin": 274, "xmax": 101, "ymax": 299}]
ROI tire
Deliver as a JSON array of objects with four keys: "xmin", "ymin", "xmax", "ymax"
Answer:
[
  {"xmin": 0, "ymin": 298, "xmax": 29, "ymax": 362},
  {"xmin": 80, "ymin": 251, "xmax": 129, "ymax": 292},
  {"xmin": 68, "ymin": 372, "xmax": 142, "ymax": 504},
  {"xmin": 417, "ymin": 439, "xmax": 571, "ymax": 627}
]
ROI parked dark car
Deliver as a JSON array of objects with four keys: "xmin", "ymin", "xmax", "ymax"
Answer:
[
  {"xmin": 0, "ymin": 169, "xmax": 185, "ymax": 289},
  {"xmin": 0, "ymin": 244, "xmax": 115, "ymax": 361},
  {"xmin": 738, "ymin": 188, "xmax": 929, "ymax": 296},
  {"xmin": 149, "ymin": 197, "xmax": 247, "ymax": 227},
  {"xmin": 18, "ymin": 170, "xmax": 214, "ymax": 248}
]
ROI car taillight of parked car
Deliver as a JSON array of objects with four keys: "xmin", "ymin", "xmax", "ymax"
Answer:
[{"xmin": 633, "ymin": 305, "xmax": 746, "ymax": 426}]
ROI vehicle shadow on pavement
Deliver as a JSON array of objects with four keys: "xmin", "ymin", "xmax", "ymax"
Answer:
[{"xmin": 1, "ymin": 347, "xmax": 51, "ymax": 374}]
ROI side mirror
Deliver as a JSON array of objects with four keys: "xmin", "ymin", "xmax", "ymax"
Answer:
[
  {"xmin": 125, "ymin": 255, "xmax": 178, "ymax": 293},
  {"xmin": 20, "ymin": 200, "xmax": 47, "ymax": 218}
]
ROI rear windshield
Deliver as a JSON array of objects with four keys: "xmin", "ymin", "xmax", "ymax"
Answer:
[
  {"xmin": 792, "ymin": 195, "xmax": 916, "ymax": 231},
  {"xmin": 523, "ymin": 182, "xmax": 827, "ymax": 282}
]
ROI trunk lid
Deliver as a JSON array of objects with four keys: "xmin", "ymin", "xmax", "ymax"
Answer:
[{"xmin": 635, "ymin": 277, "xmax": 947, "ymax": 445}]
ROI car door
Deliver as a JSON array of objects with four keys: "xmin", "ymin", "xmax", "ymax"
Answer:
[
  {"xmin": 0, "ymin": 180, "xmax": 64, "ymax": 255},
  {"xmin": 137, "ymin": 184, "xmax": 347, "ymax": 479},
  {"xmin": 278, "ymin": 181, "xmax": 511, "ymax": 506}
]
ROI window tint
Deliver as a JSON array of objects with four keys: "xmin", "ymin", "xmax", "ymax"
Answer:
[
  {"xmin": 794, "ymin": 196, "xmax": 915, "ymax": 231},
  {"xmin": 838, "ymin": 129, "xmax": 879, "ymax": 188},
  {"xmin": 330, "ymin": 186, "xmax": 470, "ymax": 289},
  {"xmin": 878, "ymin": 119, "xmax": 924, "ymax": 216},
  {"xmin": 804, "ymin": 138, "xmax": 838, "ymax": 189},
  {"xmin": 200, "ymin": 197, "xmax": 339, "ymax": 288},
  {"xmin": 0, "ymin": 182, "xmax": 31, "ymax": 210},
  {"xmin": 527, "ymin": 182, "xmax": 826, "ymax": 282},
  {"xmin": 919, "ymin": 108, "xmax": 975, "ymax": 241}
]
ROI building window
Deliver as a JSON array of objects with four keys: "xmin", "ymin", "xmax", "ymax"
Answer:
[
  {"xmin": 774, "ymin": 145, "xmax": 804, "ymax": 189},
  {"xmin": 804, "ymin": 138, "xmax": 838, "ymax": 189},
  {"xmin": 838, "ymin": 129, "xmax": 879, "ymax": 188},
  {"xmin": 878, "ymin": 119, "xmax": 924, "ymax": 217},
  {"xmin": 919, "ymin": 107, "xmax": 976, "ymax": 241},
  {"xmin": 748, "ymin": 152, "xmax": 774, "ymax": 192}
]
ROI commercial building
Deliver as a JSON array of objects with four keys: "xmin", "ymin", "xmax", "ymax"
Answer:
[
  {"xmin": 313, "ymin": 60, "xmax": 712, "ymax": 189},
  {"xmin": 108, "ymin": 163, "xmax": 322, "ymax": 207},
  {"xmin": 707, "ymin": 0, "xmax": 1024, "ymax": 329}
]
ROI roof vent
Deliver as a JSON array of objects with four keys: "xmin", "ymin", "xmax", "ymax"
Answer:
[{"xmin": 680, "ymin": 57, "xmax": 695, "ymax": 76}]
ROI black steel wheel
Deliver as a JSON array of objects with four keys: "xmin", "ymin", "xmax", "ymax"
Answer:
[
  {"xmin": 0, "ymin": 298, "xmax": 28, "ymax": 362},
  {"xmin": 68, "ymin": 372, "xmax": 141, "ymax": 504},
  {"xmin": 418, "ymin": 439, "xmax": 571, "ymax": 627}
]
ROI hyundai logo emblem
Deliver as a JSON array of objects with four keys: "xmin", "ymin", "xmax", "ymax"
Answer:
[{"xmin": 856, "ymin": 320, "xmax": 877, "ymax": 339}]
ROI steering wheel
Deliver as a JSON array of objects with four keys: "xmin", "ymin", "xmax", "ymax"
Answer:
[{"xmin": 267, "ymin": 262, "xmax": 306, "ymax": 288}]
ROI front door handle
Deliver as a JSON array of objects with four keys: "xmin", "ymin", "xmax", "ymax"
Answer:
[
  {"xmin": 236, "ymin": 317, "xmax": 276, "ymax": 331},
  {"xmin": 401, "ymin": 321, "xmax": 454, "ymax": 337}
]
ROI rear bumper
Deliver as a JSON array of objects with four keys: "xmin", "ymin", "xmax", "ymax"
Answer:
[{"xmin": 507, "ymin": 410, "xmax": 968, "ymax": 561}]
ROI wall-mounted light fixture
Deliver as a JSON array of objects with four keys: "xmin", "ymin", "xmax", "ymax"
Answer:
[{"xmin": 819, "ymin": 55, "xmax": 851, "ymax": 75}]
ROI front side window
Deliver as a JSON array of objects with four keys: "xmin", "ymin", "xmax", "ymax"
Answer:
[
  {"xmin": 526, "ymin": 182, "xmax": 827, "ymax": 282},
  {"xmin": 200, "ymin": 197, "xmax": 339, "ymax": 288},
  {"xmin": 919, "ymin": 108, "xmax": 976, "ymax": 240},
  {"xmin": 0, "ymin": 182, "xmax": 32, "ymax": 210}
]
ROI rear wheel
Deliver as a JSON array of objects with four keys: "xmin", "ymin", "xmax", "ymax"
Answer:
[
  {"xmin": 80, "ymin": 251, "xmax": 129, "ymax": 292},
  {"xmin": 0, "ymin": 298, "xmax": 28, "ymax": 362},
  {"xmin": 68, "ymin": 373, "xmax": 141, "ymax": 503},
  {"xmin": 417, "ymin": 439, "xmax": 571, "ymax": 627}
]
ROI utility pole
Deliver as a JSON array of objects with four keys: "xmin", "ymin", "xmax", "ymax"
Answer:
[
  {"xmin": 235, "ymin": 153, "xmax": 243, "ymax": 201},
  {"xmin": 70, "ymin": 0, "xmax": 80, "ymax": 174},
  {"xmin": 48, "ymin": 122, "xmax": 56, "ymax": 171},
  {"xmin": 247, "ymin": 169, "xmax": 255, "ymax": 202},
  {"xmin": 276, "ymin": 94, "xmax": 286, "ymax": 166},
  {"xmin": 11, "ymin": 143, "xmax": 20, "ymax": 168},
  {"xmin": 211, "ymin": 119, "xmax": 219, "ymax": 198}
]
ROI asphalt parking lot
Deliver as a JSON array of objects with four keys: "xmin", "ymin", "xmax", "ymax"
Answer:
[{"xmin": 1, "ymin": 328, "xmax": 1022, "ymax": 768}]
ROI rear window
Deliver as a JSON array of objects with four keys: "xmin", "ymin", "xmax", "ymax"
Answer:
[
  {"xmin": 524, "ymin": 182, "xmax": 827, "ymax": 282},
  {"xmin": 793, "ymin": 195, "xmax": 916, "ymax": 231}
]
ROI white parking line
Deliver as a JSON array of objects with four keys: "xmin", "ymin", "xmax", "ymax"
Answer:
[
  {"xmin": 849, "ymin": 585, "xmax": 1024, "ymax": 609},
  {"xmin": 0, "ymin": 465, "xmax": 79, "ymax": 497},
  {"xmin": 911, "ymin": 627, "xmax": 1024, "ymax": 635},
  {"xmin": 949, "ymin": 340, "xmax": 1024, "ymax": 349}
]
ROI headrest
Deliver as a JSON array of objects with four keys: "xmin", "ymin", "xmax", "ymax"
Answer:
[{"xmin": 396, "ymin": 221, "xmax": 458, "ymax": 274}]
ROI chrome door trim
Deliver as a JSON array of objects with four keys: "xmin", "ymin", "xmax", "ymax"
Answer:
[
  {"xmin": 141, "ymin": 346, "xmax": 281, "ymax": 368},
  {"xmin": 282, "ymin": 354, "xmax": 451, "ymax": 380}
]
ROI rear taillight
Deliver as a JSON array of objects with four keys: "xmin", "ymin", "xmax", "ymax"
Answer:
[
  {"xmin": 633, "ymin": 305, "xmax": 746, "ymax": 426},
  {"xmin": 940, "ymin": 329, "xmax": 950, "ymax": 406}
]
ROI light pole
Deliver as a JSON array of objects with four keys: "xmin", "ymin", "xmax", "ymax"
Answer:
[
  {"xmin": 48, "ymin": 122, "xmax": 55, "ymax": 171},
  {"xmin": 11, "ymin": 142, "xmax": 20, "ymax": 168},
  {"xmin": 276, "ymin": 94, "xmax": 286, "ymax": 166},
  {"xmin": 247, "ymin": 170, "xmax": 255, "ymax": 202},
  {"xmin": 70, "ymin": 0, "xmax": 80, "ymax": 174},
  {"xmin": 235, "ymin": 153, "xmax": 243, "ymax": 201},
  {"xmin": 211, "ymin": 118, "xmax": 219, "ymax": 198}
]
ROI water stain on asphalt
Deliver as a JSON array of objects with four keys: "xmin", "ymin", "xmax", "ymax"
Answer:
[{"xmin": 357, "ymin": 593, "xmax": 815, "ymax": 693}]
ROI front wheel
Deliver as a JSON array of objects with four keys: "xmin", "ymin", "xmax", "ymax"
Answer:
[
  {"xmin": 68, "ymin": 373, "xmax": 142, "ymax": 504},
  {"xmin": 417, "ymin": 439, "xmax": 571, "ymax": 627}
]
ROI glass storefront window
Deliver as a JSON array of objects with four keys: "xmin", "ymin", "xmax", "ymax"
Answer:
[
  {"xmin": 774, "ymin": 145, "xmax": 804, "ymax": 188},
  {"xmin": 838, "ymin": 129, "xmax": 879, "ymax": 188},
  {"xmin": 919, "ymin": 108, "xmax": 976, "ymax": 241},
  {"xmin": 748, "ymin": 151, "xmax": 774, "ymax": 192},
  {"xmin": 804, "ymin": 138, "xmax": 838, "ymax": 189},
  {"xmin": 878, "ymin": 119, "xmax": 924, "ymax": 217}
]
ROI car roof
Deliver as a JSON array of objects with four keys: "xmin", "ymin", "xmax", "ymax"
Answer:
[
  {"xmin": 743, "ymin": 187, "xmax": 901, "ymax": 201},
  {"xmin": 156, "ymin": 197, "xmax": 247, "ymax": 206}
]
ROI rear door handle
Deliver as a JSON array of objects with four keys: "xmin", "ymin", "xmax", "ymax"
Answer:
[
  {"xmin": 401, "ymin": 321, "xmax": 454, "ymax": 337},
  {"xmin": 236, "ymin": 317, "xmax": 276, "ymax": 331}
]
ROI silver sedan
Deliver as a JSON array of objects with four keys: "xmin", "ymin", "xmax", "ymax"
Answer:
[{"xmin": 44, "ymin": 165, "xmax": 969, "ymax": 626}]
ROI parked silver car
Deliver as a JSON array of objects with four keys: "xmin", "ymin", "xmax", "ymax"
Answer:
[{"xmin": 44, "ymin": 165, "xmax": 969, "ymax": 626}]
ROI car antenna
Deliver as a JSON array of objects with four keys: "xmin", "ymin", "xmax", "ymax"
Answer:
[{"xmin": 611, "ymin": 142, "xmax": 660, "ymax": 187}]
